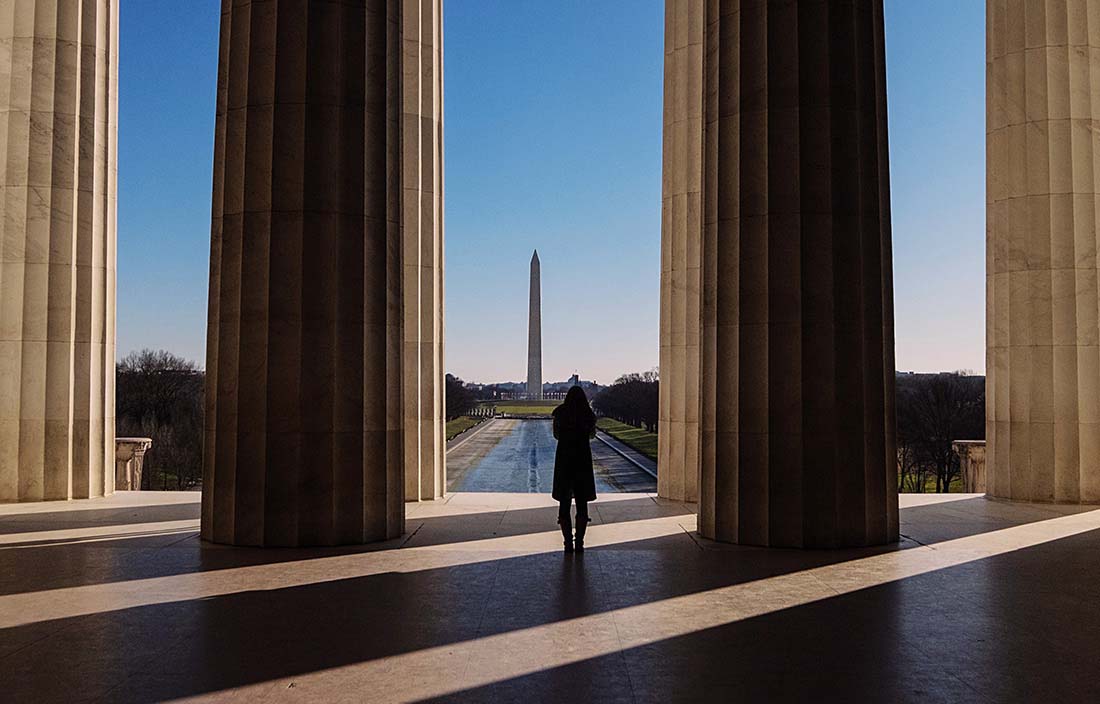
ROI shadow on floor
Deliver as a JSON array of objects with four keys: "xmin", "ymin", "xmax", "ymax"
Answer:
[
  {"xmin": 416, "ymin": 526, "xmax": 1100, "ymax": 703},
  {"xmin": 0, "ymin": 501, "xmax": 201, "ymax": 534},
  {"xmin": 0, "ymin": 495, "xmax": 1086, "ymax": 595},
  {"xmin": 0, "ymin": 496, "xmax": 692, "ymax": 595},
  {"xmin": 2, "ymin": 497, "xmax": 1097, "ymax": 702}
]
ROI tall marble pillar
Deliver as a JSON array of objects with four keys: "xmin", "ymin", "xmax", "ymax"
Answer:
[
  {"xmin": 203, "ymin": 0, "xmax": 405, "ymax": 546},
  {"xmin": 694, "ymin": 0, "xmax": 898, "ymax": 547},
  {"xmin": 527, "ymin": 250, "xmax": 542, "ymax": 399},
  {"xmin": 987, "ymin": 0, "xmax": 1100, "ymax": 503},
  {"xmin": 0, "ymin": 0, "xmax": 118, "ymax": 502},
  {"xmin": 657, "ymin": 0, "xmax": 703, "ymax": 504},
  {"xmin": 402, "ymin": 0, "xmax": 445, "ymax": 502}
]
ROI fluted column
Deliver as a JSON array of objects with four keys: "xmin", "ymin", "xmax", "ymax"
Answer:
[
  {"xmin": 987, "ymin": 0, "xmax": 1100, "ymax": 503},
  {"xmin": 697, "ymin": 0, "xmax": 897, "ymax": 547},
  {"xmin": 0, "ymin": 0, "xmax": 117, "ymax": 502},
  {"xmin": 402, "ymin": 0, "xmax": 445, "ymax": 502},
  {"xmin": 658, "ymin": 0, "xmax": 703, "ymax": 504},
  {"xmin": 202, "ymin": 0, "xmax": 404, "ymax": 546}
]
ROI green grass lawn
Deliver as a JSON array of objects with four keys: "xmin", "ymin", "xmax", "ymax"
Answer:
[
  {"xmin": 497, "ymin": 405, "xmax": 556, "ymax": 415},
  {"xmin": 903, "ymin": 475, "xmax": 965, "ymax": 494},
  {"xmin": 446, "ymin": 415, "xmax": 487, "ymax": 441},
  {"xmin": 479, "ymin": 400, "xmax": 557, "ymax": 416},
  {"xmin": 596, "ymin": 418, "xmax": 658, "ymax": 461}
]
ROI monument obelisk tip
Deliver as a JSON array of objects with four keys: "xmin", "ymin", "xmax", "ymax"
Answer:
[{"xmin": 526, "ymin": 250, "xmax": 543, "ymax": 400}]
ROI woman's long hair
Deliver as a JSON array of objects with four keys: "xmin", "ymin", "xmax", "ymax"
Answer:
[{"xmin": 553, "ymin": 385, "xmax": 595, "ymax": 430}]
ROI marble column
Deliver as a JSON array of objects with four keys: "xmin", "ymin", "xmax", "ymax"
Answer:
[
  {"xmin": 986, "ymin": 0, "xmax": 1100, "ymax": 503},
  {"xmin": 696, "ymin": 0, "xmax": 898, "ymax": 547},
  {"xmin": 202, "ymin": 0, "xmax": 405, "ymax": 546},
  {"xmin": 402, "ymin": 0, "xmax": 445, "ymax": 502},
  {"xmin": 657, "ymin": 0, "xmax": 703, "ymax": 504},
  {"xmin": 0, "ymin": 0, "xmax": 118, "ymax": 502}
]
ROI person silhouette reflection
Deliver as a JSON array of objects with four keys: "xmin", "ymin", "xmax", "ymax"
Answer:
[{"xmin": 552, "ymin": 386, "xmax": 597, "ymax": 553}]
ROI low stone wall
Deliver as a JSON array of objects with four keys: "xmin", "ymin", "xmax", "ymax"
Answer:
[
  {"xmin": 952, "ymin": 440, "xmax": 986, "ymax": 494},
  {"xmin": 115, "ymin": 438, "xmax": 153, "ymax": 491}
]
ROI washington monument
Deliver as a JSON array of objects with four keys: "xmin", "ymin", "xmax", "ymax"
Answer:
[{"xmin": 527, "ymin": 250, "xmax": 542, "ymax": 399}]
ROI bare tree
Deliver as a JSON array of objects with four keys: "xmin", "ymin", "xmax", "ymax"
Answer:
[
  {"xmin": 592, "ymin": 369, "xmax": 659, "ymax": 432},
  {"xmin": 896, "ymin": 372, "xmax": 984, "ymax": 493},
  {"xmin": 116, "ymin": 350, "xmax": 204, "ymax": 490},
  {"xmin": 445, "ymin": 373, "xmax": 474, "ymax": 420},
  {"xmin": 897, "ymin": 441, "xmax": 931, "ymax": 493}
]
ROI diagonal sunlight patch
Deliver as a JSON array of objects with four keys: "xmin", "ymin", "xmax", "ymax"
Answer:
[
  {"xmin": 0, "ymin": 514, "xmax": 695, "ymax": 628},
  {"xmin": 0, "ymin": 520, "xmax": 200, "ymax": 548},
  {"xmin": 0, "ymin": 492, "xmax": 201, "ymax": 516},
  {"xmin": 153, "ymin": 507, "xmax": 1100, "ymax": 704}
]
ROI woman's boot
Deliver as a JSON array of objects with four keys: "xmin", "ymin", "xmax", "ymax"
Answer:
[
  {"xmin": 574, "ymin": 514, "xmax": 588, "ymax": 553},
  {"xmin": 558, "ymin": 511, "xmax": 573, "ymax": 553}
]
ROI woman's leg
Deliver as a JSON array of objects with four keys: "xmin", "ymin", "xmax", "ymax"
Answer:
[
  {"xmin": 558, "ymin": 499, "xmax": 573, "ymax": 548},
  {"xmin": 574, "ymin": 499, "xmax": 589, "ymax": 548}
]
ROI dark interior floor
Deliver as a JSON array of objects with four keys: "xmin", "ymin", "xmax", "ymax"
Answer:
[{"xmin": 1, "ymin": 491, "xmax": 1098, "ymax": 703}]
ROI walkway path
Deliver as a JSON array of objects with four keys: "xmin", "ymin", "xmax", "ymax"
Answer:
[
  {"xmin": 446, "ymin": 418, "xmax": 657, "ymax": 494},
  {"xmin": 594, "ymin": 430, "xmax": 658, "ymax": 476}
]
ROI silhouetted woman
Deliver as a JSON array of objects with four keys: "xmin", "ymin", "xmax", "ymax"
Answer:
[{"xmin": 552, "ymin": 386, "xmax": 597, "ymax": 553}]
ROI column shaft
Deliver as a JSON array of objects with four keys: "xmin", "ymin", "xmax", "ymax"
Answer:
[
  {"xmin": 987, "ymin": 0, "xmax": 1100, "ymax": 503},
  {"xmin": 0, "ymin": 0, "xmax": 117, "ymax": 502},
  {"xmin": 658, "ymin": 0, "xmax": 704, "ymax": 504},
  {"xmin": 202, "ymin": 0, "xmax": 404, "ymax": 546},
  {"xmin": 697, "ymin": 0, "xmax": 897, "ymax": 547},
  {"xmin": 402, "ymin": 0, "xmax": 445, "ymax": 502}
]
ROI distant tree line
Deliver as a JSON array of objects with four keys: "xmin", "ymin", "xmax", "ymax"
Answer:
[
  {"xmin": 592, "ymin": 371, "xmax": 659, "ymax": 432},
  {"xmin": 470, "ymin": 383, "xmax": 514, "ymax": 400},
  {"xmin": 116, "ymin": 349, "xmax": 204, "ymax": 490},
  {"xmin": 895, "ymin": 372, "xmax": 984, "ymax": 493},
  {"xmin": 113, "ymin": 351, "xmax": 983, "ymax": 495},
  {"xmin": 445, "ymin": 373, "xmax": 475, "ymax": 420}
]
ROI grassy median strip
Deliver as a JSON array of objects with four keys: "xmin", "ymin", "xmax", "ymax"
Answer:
[
  {"xmin": 477, "ymin": 400, "xmax": 557, "ymax": 416},
  {"xmin": 596, "ymin": 418, "xmax": 658, "ymax": 461},
  {"xmin": 494, "ymin": 405, "xmax": 555, "ymax": 415},
  {"xmin": 446, "ymin": 416, "xmax": 487, "ymax": 441}
]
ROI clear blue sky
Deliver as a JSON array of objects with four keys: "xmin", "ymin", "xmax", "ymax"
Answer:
[{"xmin": 118, "ymin": 0, "xmax": 986, "ymax": 384}]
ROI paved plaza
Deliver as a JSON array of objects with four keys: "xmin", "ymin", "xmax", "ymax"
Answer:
[{"xmin": 3, "ymin": 492, "xmax": 1100, "ymax": 702}]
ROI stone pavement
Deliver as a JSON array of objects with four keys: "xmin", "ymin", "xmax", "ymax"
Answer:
[{"xmin": 4, "ymin": 491, "xmax": 1100, "ymax": 702}]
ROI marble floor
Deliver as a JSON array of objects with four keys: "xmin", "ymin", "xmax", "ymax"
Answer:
[{"xmin": 1, "ymin": 491, "xmax": 1099, "ymax": 703}]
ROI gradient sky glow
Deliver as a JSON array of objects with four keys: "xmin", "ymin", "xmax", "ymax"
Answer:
[{"xmin": 117, "ymin": 0, "xmax": 986, "ymax": 384}]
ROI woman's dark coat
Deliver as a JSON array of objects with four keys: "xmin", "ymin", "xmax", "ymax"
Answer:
[{"xmin": 551, "ymin": 404, "xmax": 597, "ymax": 502}]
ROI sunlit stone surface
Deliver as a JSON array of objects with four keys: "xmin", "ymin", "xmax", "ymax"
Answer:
[
  {"xmin": 954, "ymin": 440, "xmax": 988, "ymax": 493},
  {"xmin": 2, "ymin": 492, "xmax": 1100, "ymax": 702},
  {"xmin": 403, "ymin": 0, "xmax": 446, "ymax": 502},
  {"xmin": 658, "ymin": 0, "xmax": 703, "ymax": 505},
  {"xmin": 114, "ymin": 437, "xmax": 151, "ymax": 491},
  {"xmin": 0, "ymin": 0, "xmax": 118, "ymax": 502},
  {"xmin": 986, "ymin": 0, "xmax": 1100, "ymax": 503}
]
